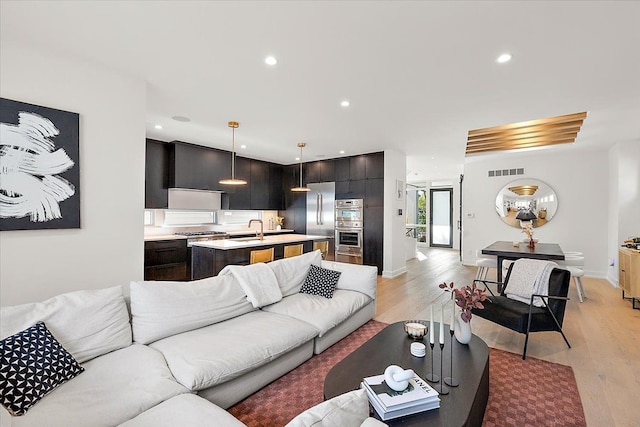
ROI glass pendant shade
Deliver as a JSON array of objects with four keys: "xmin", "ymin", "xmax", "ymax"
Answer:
[
  {"xmin": 219, "ymin": 121, "xmax": 247, "ymax": 185},
  {"xmin": 291, "ymin": 142, "xmax": 311, "ymax": 192}
]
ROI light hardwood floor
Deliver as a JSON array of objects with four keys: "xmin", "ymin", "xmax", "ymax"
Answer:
[{"xmin": 373, "ymin": 247, "xmax": 640, "ymax": 427}]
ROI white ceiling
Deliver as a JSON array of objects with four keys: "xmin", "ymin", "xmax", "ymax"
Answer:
[{"xmin": 2, "ymin": 1, "xmax": 639, "ymax": 182}]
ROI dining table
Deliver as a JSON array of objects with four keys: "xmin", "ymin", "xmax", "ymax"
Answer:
[{"xmin": 481, "ymin": 240, "xmax": 565, "ymax": 282}]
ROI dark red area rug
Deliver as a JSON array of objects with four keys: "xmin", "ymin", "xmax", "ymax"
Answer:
[{"xmin": 228, "ymin": 320, "xmax": 586, "ymax": 427}]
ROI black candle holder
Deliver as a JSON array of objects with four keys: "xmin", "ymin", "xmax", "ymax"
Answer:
[
  {"xmin": 425, "ymin": 341, "xmax": 439, "ymax": 383},
  {"xmin": 444, "ymin": 329, "xmax": 459, "ymax": 387},
  {"xmin": 433, "ymin": 342, "xmax": 449, "ymax": 395}
]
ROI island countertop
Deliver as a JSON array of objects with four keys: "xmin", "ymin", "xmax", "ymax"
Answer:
[{"xmin": 190, "ymin": 234, "xmax": 328, "ymax": 250}]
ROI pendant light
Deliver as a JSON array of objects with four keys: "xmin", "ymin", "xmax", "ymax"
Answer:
[
  {"xmin": 291, "ymin": 142, "xmax": 311, "ymax": 192},
  {"xmin": 219, "ymin": 121, "xmax": 247, "ymax": 185}
]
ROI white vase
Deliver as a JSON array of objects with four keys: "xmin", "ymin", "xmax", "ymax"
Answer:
[
  {"xmin": 276, "ymin": 225, "xmax": 281, "ymax": 230},
  {"xmin": 454, "ymin": 312, "xmax": 473, "ymax": 345}
]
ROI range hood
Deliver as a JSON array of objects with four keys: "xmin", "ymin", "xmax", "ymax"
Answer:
[{"xmin": 168, "ymin": 188, "xmax": 222, "ymax": 210}]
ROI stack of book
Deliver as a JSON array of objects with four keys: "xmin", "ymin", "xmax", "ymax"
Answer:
[{"xmin": 361, "ymin": 373, "xmax": 440, "ymax": 421}]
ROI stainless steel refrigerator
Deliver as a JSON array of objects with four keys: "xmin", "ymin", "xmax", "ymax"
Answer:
[{"xmin": 306, "ymin": 182, "xmax": 335, "ymax": 259}]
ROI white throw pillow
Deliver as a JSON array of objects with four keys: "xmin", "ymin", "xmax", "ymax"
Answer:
[
  {"xmin": 130, "ymin": 275, "xmax": 255, "ymax": 344},
  {"xmin": 269, "ymin": 249, "xmax": 323, "ymax": 297},
  {"xmin": 0, "ymin": 286, "xmax": 132, "ymax": 363},
  {"xmin": 321, "ymin": 261, "xmax": 378, "ymax": 300},
  {"xmin": 285, "ymin": 389, "xmax": 371, "ymax": 427}
]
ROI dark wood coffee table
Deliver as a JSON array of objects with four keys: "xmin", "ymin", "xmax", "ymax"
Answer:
[{"xmin": 324, "ymin": 321, "xmax": 489, "ymax": 426}]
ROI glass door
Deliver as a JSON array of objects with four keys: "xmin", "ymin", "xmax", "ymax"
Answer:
[
  {"xmin": 430, "ymin": 188, "xmax": 453, "ymax": 247},
  {"xmin": 406, "ymin": 185, "xmax": 428, "ymax": 245}
]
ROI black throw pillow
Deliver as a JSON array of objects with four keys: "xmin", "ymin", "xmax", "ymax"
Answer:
[
  {"xmin": 0, "ymin": 322, "xmax": 84, "ymax": 416},
  {"xmin": 300, "ymin": 264, "xmax": 342, "ymax": 299}
]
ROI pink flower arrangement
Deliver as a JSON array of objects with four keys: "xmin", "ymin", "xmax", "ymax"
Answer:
[{"xmin": 439, "ymin": 281, "xmax": 487, "ymax": 323}]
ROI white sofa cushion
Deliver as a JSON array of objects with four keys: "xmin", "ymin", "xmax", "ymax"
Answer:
[
  {"xmin": 3, "ymin": 344, "xmax": 188, "ymax": 427},
  {"xmin": 268, "ymin": 250, "xmax": 323, "ymax": 297},
  {"xmin": 285, "ymin": 389, "xmax": 375, "ymax": 427},
  {"xmin": 130, "ymin": 275, "xmax": 255, "ymax": 345},
  {"xmin": 149, "ymin": 311, "xmax": 318, "ymax": 391},
  {"xmin": 262, "ymin": 290, "xmax": 371, "ymax": 337},
  {"xmin": 0, "ymin": 286, "xmax": 131, "ymax": 363},
  {"xmin": 118, "ymin": 394, "xmax": 246, "ymax": 427},
  {"xmin": 321, "ymin": 261, "xmax": 378, "ymax": 300},
  {"xmin": 218, "ymin": 263, "xmax": 282, "ymax": 308}
]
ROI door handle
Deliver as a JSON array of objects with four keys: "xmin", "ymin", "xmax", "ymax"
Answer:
[
  {"xmin": 319, "ymin": 194, "xmax": 323, "ymax": 225},
  {"xmin": 316, "ymin": 194, "xmax": 321, "ymax": 225}
]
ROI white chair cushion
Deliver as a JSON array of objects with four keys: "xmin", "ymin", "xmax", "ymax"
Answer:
[
  {"xmin": 285, "ymin": 389, "xmax": 372, "ymax": 427},
  {"xmin": 149, "ymin": 311, "xmax": 318, "ymax": 391},
  {"xmin": 0, "ymin": 286, "xmax": 131, "ymax": 363},
  {"xmin": 118, "ymin": 394, "xmax": 246, "ymax": 427},
  {"xmin": 263, "ymin": 290, "xmax": 371, "ymax": 337},
  {"xmin": 476, "ymin": 258, "xmax": 497, "ymax": 268},
  {"xmin": 130, "ymin": 275, "xmax": 255, "ymax": 345},
  {"xmin": 268, "ymin": 250, "xmax": 323, "ymax": 297},
  {"xmin": 5, "ymin": 345, "xmax": 188, "ymax": 427}
]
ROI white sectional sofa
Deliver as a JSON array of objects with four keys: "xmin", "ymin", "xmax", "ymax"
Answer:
[{"xmin": 0, "ymin": 251, "xmax": 379, "ymax": 426}]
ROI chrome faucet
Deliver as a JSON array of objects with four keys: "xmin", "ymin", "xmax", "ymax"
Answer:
[{"xmin": 248, "ymin": 219, "xmax": 264, "ymax": 240}]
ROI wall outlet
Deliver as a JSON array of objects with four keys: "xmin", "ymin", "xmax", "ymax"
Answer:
[{"xmin": 610, "ymin": 257, "xmax": 615, "ymax": 267}]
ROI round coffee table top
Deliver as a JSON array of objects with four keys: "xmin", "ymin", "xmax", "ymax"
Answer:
[{"xmin": 324, "ymin": 321, "xmax": 489, "ymax": 426}]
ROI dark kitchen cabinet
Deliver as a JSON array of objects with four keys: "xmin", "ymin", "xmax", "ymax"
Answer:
[
  {"xmin": 350, "ymin": 155, "xmax": 367, "ymax": 180},
  {"xmin": 145, "ymin": 139, "xmax": 169, "ymax": 208},
  {"xmin": 224, "ymin": 156, "xmax": 251, "ymax": 209},
  {"xmin": 304, "ymin": 160, "xmax": 335, "ymax": 184},
  {"xmin": 144, "ymin": 239, "xmax": 188, "ymax": 281},
  {"xmin": 363, "ymin": 206, "xmax": 384, "ymax": 275},
  {"xmin": 250, "ymin": 160, "xmax": 269, "ymax": 209},
  {"xmin": 269, "ymin": 164, "xmax": 283, "ymax": 209},
  {"xmin": 335, "ymin": 158, "xmax": 350, "ymax": 181},
  {"xmin": 169, "ymin": 142, "xmax": 231, "ymax": 191},
  {"xmin": 336, "ymin": 179, "xmax": 365, "ymax": 200},
  {"xmin": 365, "ymin": 178, "xmax": 384, "ymax": 207},
  {"xmin": 365, "ymin": 152, "xmax": 384, "ymax": 179}
]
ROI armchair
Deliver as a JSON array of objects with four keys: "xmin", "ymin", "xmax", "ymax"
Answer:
[{"xmin": 473, "ymin": 264, "xmax": 571, "ymax": 359}]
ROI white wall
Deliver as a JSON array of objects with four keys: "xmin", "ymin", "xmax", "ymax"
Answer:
[
  {"xmin": 463, "ymin": 148, "xmax": 610, "ymax": 277},
  {"xmin": 0, "ymin": 41, "xmax": 146, "ymax": 305},
  {"xmin": 383, "ymin": 149, "xmax": 407, "ymax": 278},
  {"xmin": 608, "ymin": 142, "xmax": 640, "ymax": 283}
]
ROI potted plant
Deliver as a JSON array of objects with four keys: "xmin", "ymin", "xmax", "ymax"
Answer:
[{"xmin": 439, "ymin": 281, "xmax": 487, "ymax": 344}]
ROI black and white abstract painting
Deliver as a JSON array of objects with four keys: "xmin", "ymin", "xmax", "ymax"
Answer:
[{"xmin": 0, "ymin": 98, "xmax": 80, "ymax": 231}]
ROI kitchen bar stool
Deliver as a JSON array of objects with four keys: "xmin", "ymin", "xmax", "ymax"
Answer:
[
  {"xmin": 284, "ymin": 244, "xmax": 303, "ymax": 258},
  {"xmin": 250, "ymin": 247, "xmax": 274, "ymax": 264},
  {"xmin": 313, "ymin": 241, "xmax": 329, "ymax": 259}
]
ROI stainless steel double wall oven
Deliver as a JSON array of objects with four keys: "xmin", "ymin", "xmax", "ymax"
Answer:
[{"xmin": 334, "ymin": 199, "xmax": 363, "ymax": 264}]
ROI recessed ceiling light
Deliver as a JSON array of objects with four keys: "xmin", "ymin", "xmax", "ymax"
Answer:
[
  {"xmin": 265, "ymin": 56, "xmax": 278, "ymax": 66},
  {"xmin": 496, "ymin": 53, "xmax": 512, "ymax": 63},
  {"xmin": 295, "ymin": 157, "xmax": 300, "ymax": 161},
  {"xmin": 340, "ymin": 100, "xmax": 350, "ymax": 107},
  {"xmin": 154, "ymin": 124, "xmax": 163, "ymax": 130},
  {"xmin": 240, "ymin": 145, "xmax": 246, "ymax": 149},
  {"xmin": 172, "ymin": 116, "xmax": 191, "ymax": 122},
  {"xmin": 339, "ymin": 150, "xmax": 345, "ymax": 154}
]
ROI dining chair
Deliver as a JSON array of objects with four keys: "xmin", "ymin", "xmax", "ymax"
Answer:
[
  {"xmin": 475, "ymin": 249, "xmax": 497, "ymax": 281},
  {"xmin": 250, "ymin": 247, "xmax": 274, "ymax": 264},
  {"xmin": 313, "ymin": 241, "xmax": 329, "ymax": 259},
  {"xmin": 283, "ymin": 244, "xmax": 303, "ymax": 258},
  {"xmin": 474, "ymin": 263, "xmax": 572, "ymax": 359},
  {"xmin": 558, "ymin": 255, "xmax": 586, "ymax": 302}
]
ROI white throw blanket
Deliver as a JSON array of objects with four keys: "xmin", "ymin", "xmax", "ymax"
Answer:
[
  {"xmin": 505, "ymin": 259, "xmax": 558, "ymax": 307},
  {"xmin": 219, "ymin": 263, "xmax": 283, "ymax": 308}
]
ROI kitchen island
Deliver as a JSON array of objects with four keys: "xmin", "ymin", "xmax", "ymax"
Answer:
[{"xmin": 190, "ymin": 234, "xmax": 328, "ymax": 279}]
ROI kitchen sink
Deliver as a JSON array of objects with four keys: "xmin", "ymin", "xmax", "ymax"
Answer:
[{"xmin": 229, "ymin": 236, "xmax": 266, "ymax": 242}]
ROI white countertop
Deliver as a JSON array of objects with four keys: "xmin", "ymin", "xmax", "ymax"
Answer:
[
  {"xmin": 144, "ymin": 229, "xmax": 295, "ymax": 241},
  {"xmin": 190, "ymin": 234, "xmax": 328, "ymax": 250}
]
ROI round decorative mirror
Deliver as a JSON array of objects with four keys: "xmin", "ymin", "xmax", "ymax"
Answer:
[{"xmin": 495, "ymin": 178, "xmax": 558, "ymax": 229}]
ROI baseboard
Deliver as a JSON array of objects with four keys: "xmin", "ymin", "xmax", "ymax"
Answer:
[{"xmin": 382, "ymin": 266, "xmax": 407, "ymax": 278}]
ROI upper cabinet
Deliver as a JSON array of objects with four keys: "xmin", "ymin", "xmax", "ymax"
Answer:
[
  {"xmin": 305, "ymin": 160, "xmax": 335, "ymax": 183},
  {"xmin": 169, "ymin": 142, "xmax": 231, "ymax": 191},
  {"xmin": 145, "ymin": 139, "xmax": 170, "ymax": 208},
  {"xmin": 365, "ymin": 152, "xmax": 384, "ymax": 179}
]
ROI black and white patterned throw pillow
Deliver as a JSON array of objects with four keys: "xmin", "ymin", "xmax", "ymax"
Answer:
[
  {"xmin": 0, "ymin": 322, "xmax": 84, "ymax": 416},
  {"xmin": 300, "ymin": 265, "xmax": 342, "ymax": 299}
]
